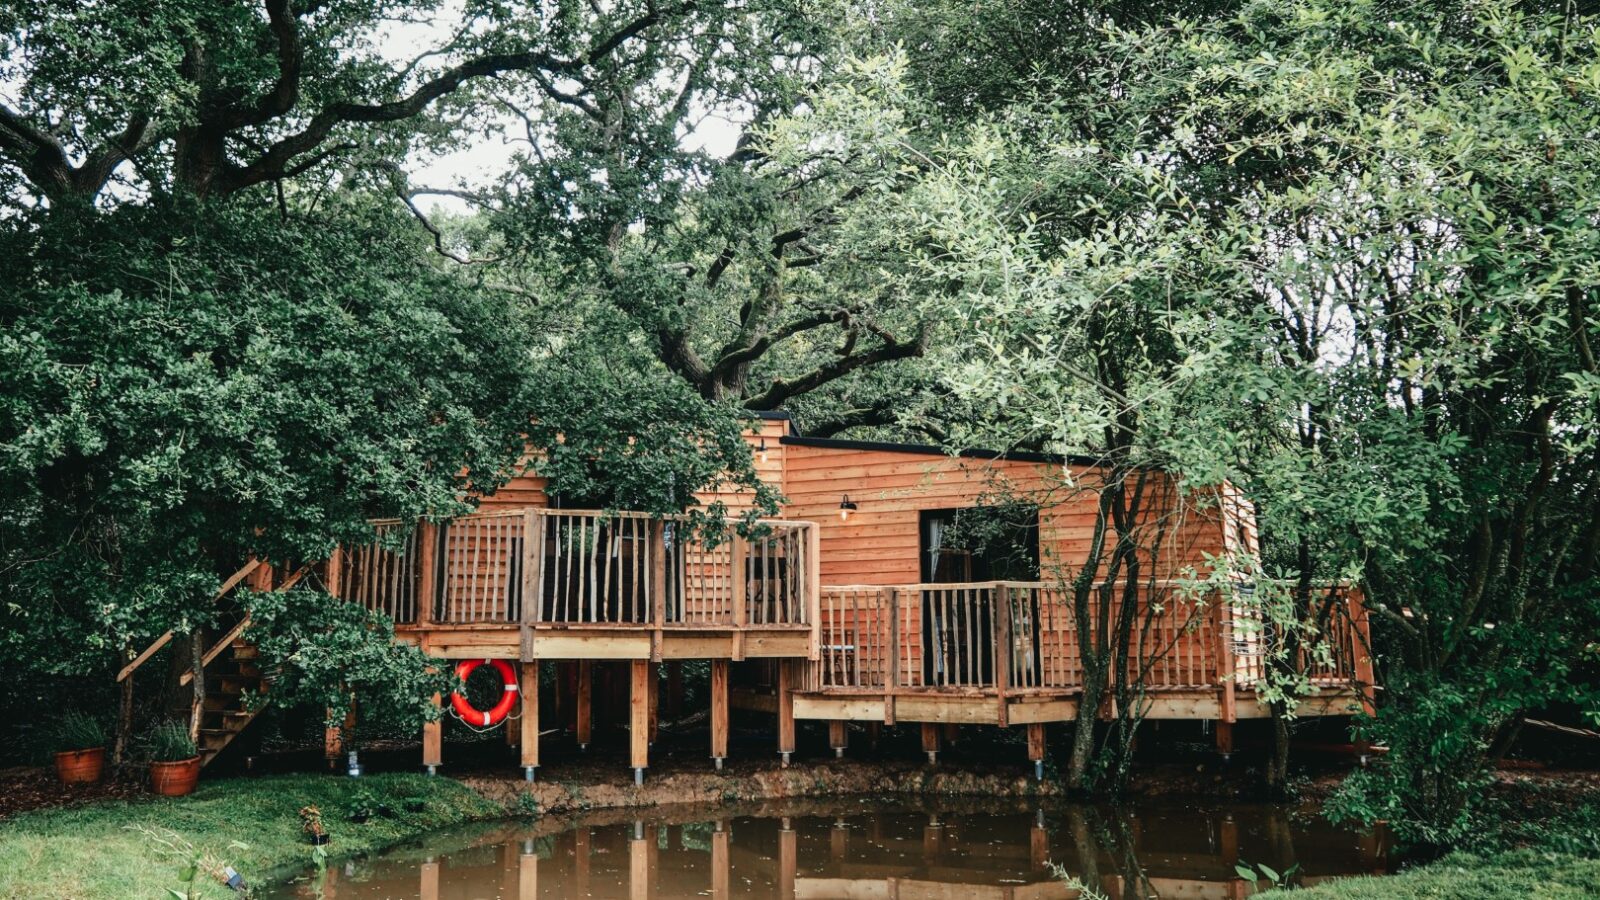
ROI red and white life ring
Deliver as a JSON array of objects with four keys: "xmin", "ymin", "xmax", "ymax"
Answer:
[{"xmin": 450, "ymin": 658, "xmax": 519, "ymax": 727}]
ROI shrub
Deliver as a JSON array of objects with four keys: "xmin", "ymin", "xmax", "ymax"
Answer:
[
  {"xmin": 53, "ymin": 711, "xmax": 107, "ymax": 753},
  {"xmin": 147, "ymin": 721, "xmax": 197, "ymax": 763}
]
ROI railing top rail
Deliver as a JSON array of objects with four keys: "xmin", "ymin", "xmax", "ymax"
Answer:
[
  {"xmin": 820, "ymin": 579, "xmax": 1231, "ymax": 593},
  {"xmin": 384, "ymin": 507, "xmax": 816, "ymax": 531}
]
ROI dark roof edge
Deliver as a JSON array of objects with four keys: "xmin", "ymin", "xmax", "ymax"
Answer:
[{"xmin": 778, "ymin": 434, "xmax": 1102, "ymax": 468}]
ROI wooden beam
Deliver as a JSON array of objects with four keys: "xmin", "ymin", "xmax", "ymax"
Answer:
[
  {"xmin": 710, "ymin": 659, "xmax": 729, "ymax": 766},
  {"xmin": 1027, "ymin": 723, "xmax": 1046, "ymax": 762},
  {"xmin": 510, "ymin": 663, "xmax": 531, "ymax": 769},
  {"xmin": 648, "ymin": 661, "xmax": 660, "ymax": 744}
]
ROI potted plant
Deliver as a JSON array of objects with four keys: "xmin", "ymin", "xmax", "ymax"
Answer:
[
  {"xmin": 52, "ymin": 711, "xmax": 108, "ymax": 785},
  {"xmin": 300, "ymin": 805, "xmax": 330, "ymax": 845},
  {"xmin": 147, "ymin": 721, "xmax": 201, "ymax": 797},
  {"xmin": 346, "ymin": 788, "xmax": 379, "ymax": 824}
]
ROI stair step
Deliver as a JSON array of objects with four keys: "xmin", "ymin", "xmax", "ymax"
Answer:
[
  {"xmin": 199, "ymin": 729, "xmax": 234, "ymax": 749},
  {"xmin": 218, "ymin": 675, "xmax": 262, "ymax": 694},
  {"xmin": 233, "ymin": 662, "xmax": 262, "ymax": 678},
  {"xmin": 229, "ymin": 644, "xmax": 259, "ymax": 660}
]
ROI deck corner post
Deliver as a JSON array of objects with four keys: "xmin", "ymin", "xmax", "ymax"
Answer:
[
  {"xmin": 995, "ymin": 583, "xmax": 1013, "ymax": 727},
  {"xmin": 1027, "ymin": 722, "xmax": 1047, "ymax": 780},
  {"xmin": 576, "ymin": 659, "xmax": 593, "ymax": 749},
  {"xmin": 807, "ymin": 522, "xmax": 822, "ymax": 661}
]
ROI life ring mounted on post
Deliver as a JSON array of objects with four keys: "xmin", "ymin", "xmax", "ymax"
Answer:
[{"xmin": 450, "ymin": 658, "xmax": 519, "ymax": 727}]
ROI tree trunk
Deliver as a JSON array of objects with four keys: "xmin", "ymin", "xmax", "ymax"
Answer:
[
  {"xmin": 1266, "ymin": 703, "xmax": 1291, "ymax": 797},
  {"xmin": 1065, "ymin": 661, "xmax": 1104, "ymax": 793},
  {"xmin": 114, "ymin": 647, "xmax": 135, "ymax": 765},
  {"xmin": 187, "ymin": 630, "xmax": 206, "ymax": 743}
]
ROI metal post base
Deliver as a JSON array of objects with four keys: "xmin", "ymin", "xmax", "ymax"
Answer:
[
  {"xmin": 835, "ymin": 747, "xmax": 845, "ymax": 759},
  {"xmin": 523, "ymin": 766, "xmax": 536, "ymax": 782},
  {"xmin": 1034, "ymin": 760, "xmax": 1044, "ymax": 781},
  {"xmin": 425, "ymin": 765, "xmax": 437, "ymax": 776},
  {"xmin": 926, "ymin": 751, "xmax": 938, "ymax": 765},
  {"xmin": 713, "ymin": 757, "xmax": 725, "ymax": 771},
  {"xmin": 634, "ymin": 767, "xmax": 645, "ymax": 786},
  {"xmin": 780, "ymin": 751, "xmax": 792, "ymax": 768},
  {"xmin": 579, "ymin": 743, "xmax": 589, "ymax": 752}
]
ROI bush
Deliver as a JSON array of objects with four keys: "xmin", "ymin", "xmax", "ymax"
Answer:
[
  {"xmin": 52, "ymin": 711, "xmax": 107, "ymax": 753},
  {"xmin": 147, "ymin": 721, "xmax": 197, "ymax": 762}
]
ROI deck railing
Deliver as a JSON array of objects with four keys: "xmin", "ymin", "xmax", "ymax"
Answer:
[
  {"xmin": 815, "ymin": 581, "xmax": 1370, "ymax": 697},
  {"xmin": 337, "ymin": 509, "xmax": 817, "ymax": 630}
]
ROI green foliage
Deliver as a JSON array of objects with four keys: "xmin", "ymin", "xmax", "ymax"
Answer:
[
  {"xmin": 53, "ymin": 711, "xmax": 107, "ymax": 753},
  {"xmin": 243, "ymin": 588, "xmax": 453, "ymax": 734},
  {"xmin": 147, "ymin": 721, "xmax": 197, "ymax": 763}
]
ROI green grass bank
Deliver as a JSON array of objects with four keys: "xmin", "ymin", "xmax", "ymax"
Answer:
[{"xmin": 0, "ymin": 773, "xmax": 507, "ymax": 900}]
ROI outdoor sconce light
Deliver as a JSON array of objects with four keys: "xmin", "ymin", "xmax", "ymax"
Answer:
[
  {"xmin": 839, "ymin": 495, "xmax": 858, "ymax": 521},
  {"xmin": 758, "ymin": 437, "xmax": 770, "ymax": 464}
]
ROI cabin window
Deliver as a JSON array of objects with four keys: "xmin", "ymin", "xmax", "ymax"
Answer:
[{"xmin": 919, "ymin": 506, "xmax": 1040, "ymax": 583}]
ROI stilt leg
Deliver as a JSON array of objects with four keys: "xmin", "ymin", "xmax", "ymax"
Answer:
[
  {"xmin": 921, "ymin": 722, "xmax": 941, "ymax": 765},
  {"xmin": 519, "ymin": 839, "xmax": 538, "ymax": 900},
  {"xmin": 648, "ymin": 661, "xmax": 659, "ymax": 744},
  {"xmin": 576, "ymin": 660, "xmax": 592, "ymax": 750},
  {"xmin": 829, "ymin": 720, "xmax": 848, "ymax": 758},
  {"xmin": 520, "ymin": 661, "xmax": 539, "ymax": 781},
  {"xmin": 629, "ymin": 820, "xmax": 651, "ymax": 900},
  {"xmin": 778, "ymin": 817, "xmax": 797, "ymax": 900},
  {"xmin": 710, "ymin": 821, "xmax": 730, "ymax": 900},
  {"xmin": 1027, "ymin": 723, "xmax": 1046, "ymax": 781},
  {"xmin": 1216, "ymin": 720, "xmax": 1234, "ymax": 763},
  {"xmin": 423, "ymin": 692, "xmax": 442, "ymax": 775},
  {"xmin": 777, "ymin": 660, "xmax": 796, "ymax": 767},
  {"xmin": 710, "ymin": 659, "xmax": 729, "ymax": 770},
  {"xmin": 630, "ymin": 659, "xmax": 649, "ymax": 782}
]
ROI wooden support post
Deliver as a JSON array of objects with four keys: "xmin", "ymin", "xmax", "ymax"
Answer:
[
  {"xmin": 778, "ymin": 817, "xmax": 798, "ymax": 900},
  {"xmin": 923, "ymin": 813, "xmax": 943, "ymax": 859},
  {"xmin": 576, "ymin": 660, "xmax": 593, "ymax": 749},
  {"xmin": 829, "ymin": 720, "xmax": 848, "ymax": 758},
  {"xmin": 884, "ymin": 587, "xmax": 899, "ymax": 726},
  {"xmin": 1027, "ymin": 722, "xmax": 1047, "ymax": 781},
  {"xmin": 710, "ymin": 822, "xmax": 730, "ymax": 900},
  {"xmin": 325, "ymin": 704, "xmax": 355, "ymax": 770},
  {"xmin": 921, "ymin": 722, "xmax": 941, "ymax": 765},
  {"xmin": 423, "ymin": 691, "xmax": 442, "ymax": 774},
  {"xmin": 777, "ymin": 659, "xmax": 796, "ymax": 766},
  {"xmin": 417, "ymin": 522, "xmax": 438, "ymax": 626},
  {"xmin": 1216, "ymin": 720, "xmax": 1235, "ymax": 760},
  {"xmin": 520, "ymin": 661, "xmax": 539, "ymax": 780},
  {"xmin": 731, "ymin": 533, "xmax": 747, "ymax": 661},
  {"xmin": 651, "ymin": 519, "xmax": 666, "ymax": 661},
  {"xmin": 710, "ymin": 659, "xmax": 729, "ymax": 769},
  {"xmin": 416, "ymin": 523, "xmax": 437, "ymax": 627},
  {"xmin": 648, "ymin": 661, "xmax": 660, "ymax": 744},
  {"xmin": 630, "ymin": 659, "xmax": 650, "ymax": 782},
  {"xmin": 830, "ymin": 818, "xmax": 848, "ymax": 862}
]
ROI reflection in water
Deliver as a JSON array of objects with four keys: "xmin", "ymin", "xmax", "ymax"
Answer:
[{"xmin": 264, "ymin": 798, "xmax": 1386, "ymax": 899}]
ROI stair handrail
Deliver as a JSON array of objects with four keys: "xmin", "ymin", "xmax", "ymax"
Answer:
[
  {"xmin": 117, "ymin": 558, "xmax": 263, "ymax": 683},
  {"xmin": 179, "ymin": 562, "xmax": 311, "ymax": 687}
]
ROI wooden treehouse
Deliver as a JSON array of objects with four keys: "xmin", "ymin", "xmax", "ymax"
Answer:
[{"xmin": 142, "ymin": 413, "xmax": 1374, "ymax": 779}]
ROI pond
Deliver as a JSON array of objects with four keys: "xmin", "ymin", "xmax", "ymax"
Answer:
[{"xmin": 263, "ymin": 797, "xmax": 1387, "ymax": 898}]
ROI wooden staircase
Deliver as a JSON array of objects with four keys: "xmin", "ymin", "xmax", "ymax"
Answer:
[
  {"xmin": 119, "ymin": 558, "xmax": 310, "ymax": 769},
  {"xmin": 195, "ymin": 638, "xmax": 268, "ymax": 767}
]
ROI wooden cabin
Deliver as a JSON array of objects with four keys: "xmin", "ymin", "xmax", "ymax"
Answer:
[{"xmin": 162, "ymin": 413, "xmax": 1373, "ymax": 778}]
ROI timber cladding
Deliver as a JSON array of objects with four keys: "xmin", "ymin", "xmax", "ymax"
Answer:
[
  {"xmin": 778, "ymin": 441, "xmax": 1233, "ymax": 586},
  {"xmin": 471, "ymin": 415, "xmax": 1242, "ymax": 587}
]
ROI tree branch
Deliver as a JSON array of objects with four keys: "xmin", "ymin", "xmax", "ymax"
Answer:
[{"xmin": 743, "ymin": 322, "xmax": 932, "ymax": 410}]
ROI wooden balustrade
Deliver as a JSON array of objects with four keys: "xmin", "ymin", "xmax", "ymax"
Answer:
[
  {"xmin": 816, "ymin": 581, "xmax": 1371, "ymax": 698},
  {"xmin": 339, "ymin": 509, "xmax": 817, "ymax": 630}
]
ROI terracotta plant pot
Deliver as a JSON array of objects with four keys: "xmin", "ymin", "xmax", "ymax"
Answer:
[
  {"xmin": 54, "ymin": 747, "xmax": 106, "ymax": 785},
  {"xmin": 150, "ymin": 756, "xmax": 201, "ymax": 797}
]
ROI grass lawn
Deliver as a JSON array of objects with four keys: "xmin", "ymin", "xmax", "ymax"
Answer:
[
  {"xmin": 1276, "ymin": 851, "xmax": 1600, "ymax": 898},
  {"xmin": 0, "ymin": 773, "xmax": 508, "ymax": 900}
]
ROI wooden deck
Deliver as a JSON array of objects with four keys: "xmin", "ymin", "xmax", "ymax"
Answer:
[
  {"xmin": 792, "ymin": 581, "xmax": 1374, "ymax": 738},
  {"xmin": 334, "ymin": 508, "xmax": 822, "ymax": 663}
]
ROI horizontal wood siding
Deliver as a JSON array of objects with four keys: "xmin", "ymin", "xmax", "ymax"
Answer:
[{"xmin": 780, "ymin": 444, "xmax": 1229, "ymax": 586}]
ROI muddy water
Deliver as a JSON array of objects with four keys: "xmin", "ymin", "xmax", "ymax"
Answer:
[{"xmin": 263, "ymin": 797, "xmax": 1386, "ymax": 899}]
